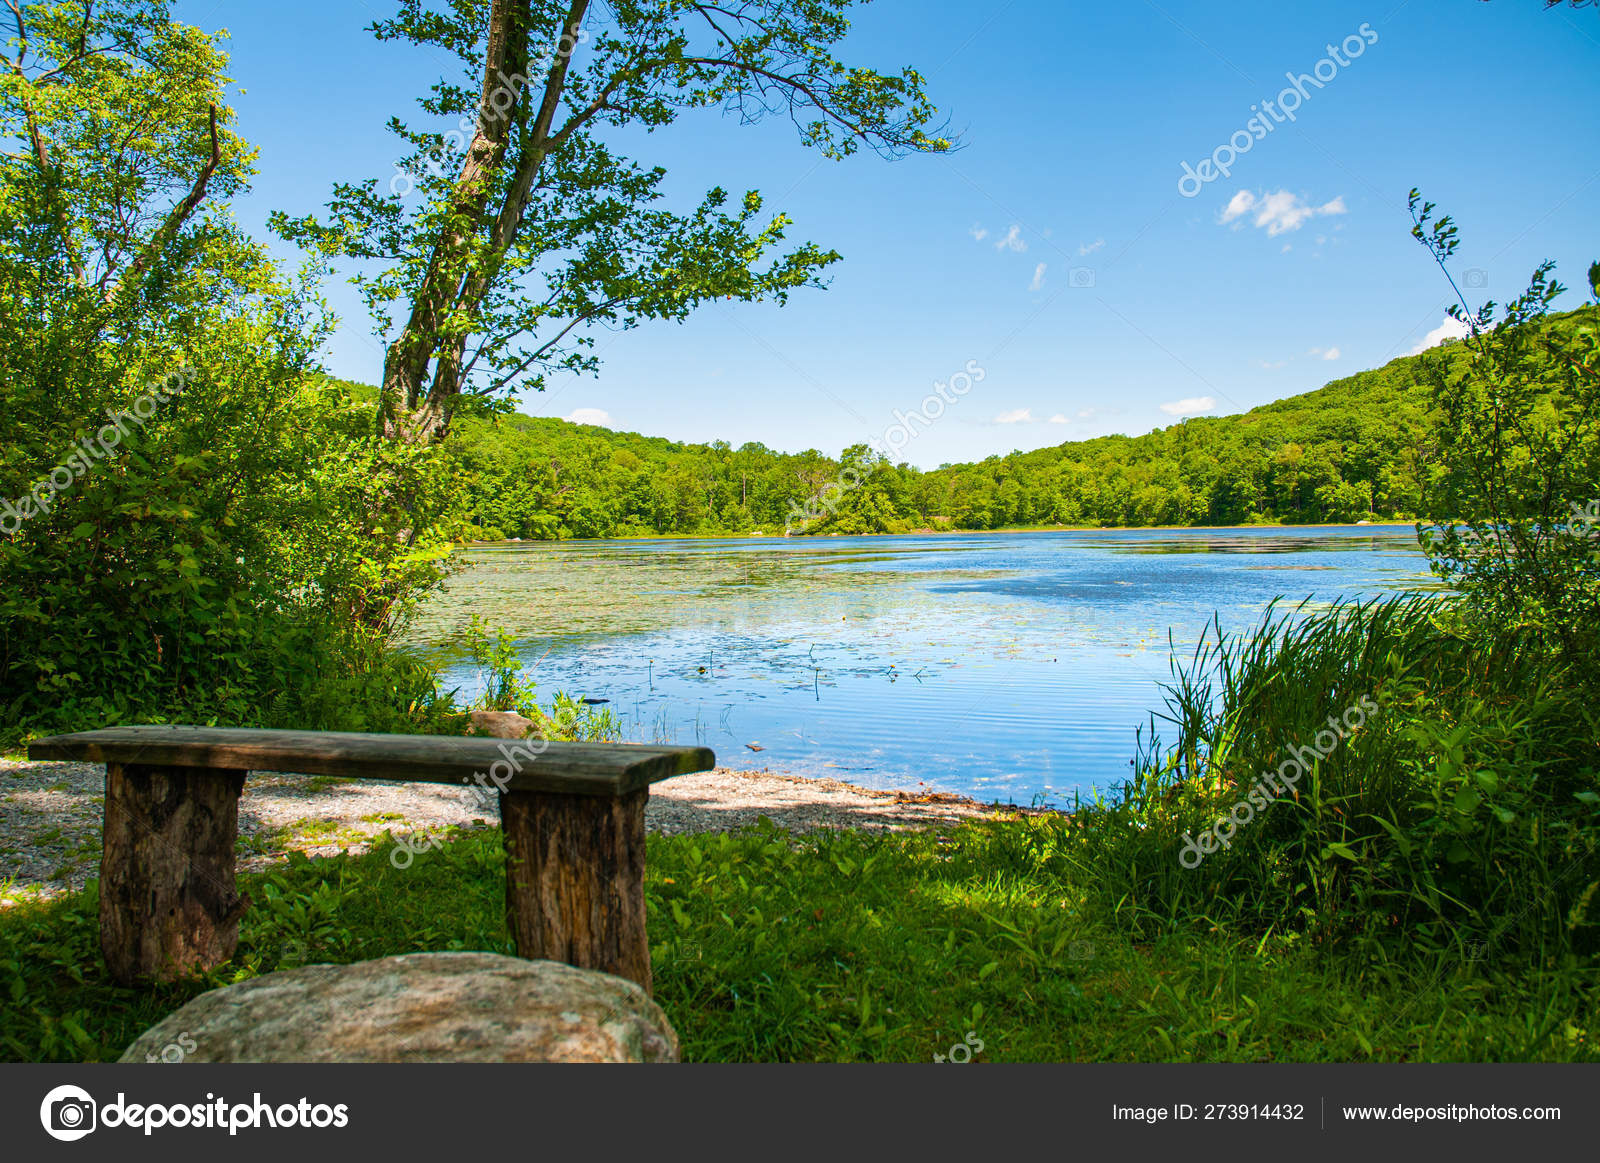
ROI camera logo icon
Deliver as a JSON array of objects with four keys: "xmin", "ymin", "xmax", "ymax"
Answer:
[{"xmin": 40, "ymin": 1084, "xmax": 97, "ymax": 1141}]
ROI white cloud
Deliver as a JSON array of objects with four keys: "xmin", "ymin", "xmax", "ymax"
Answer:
[
  {"xmin": 969, "ymin": 224, "xmax": 988, "ymax": 242},
  {"xmin": 995, "ymin": 224, "xmax": 1027, "ymax": 252},
  {"xmin": 1078, "ymin": 238, "xmax": 1105, "ymax": 256},
  {"xmin": 566, "ymin": 408, "xmax": 612, "ymax": 426},
  {"xmin": 1029, "ymin": 262, "xmax": 1047, "ymax": 291},
  {"xmin": 1410, "ymin": 315, "xmax": 1471, "ymax": 354},
  {"xmin": 1220, "ymin": 190, "xmax": 1255, "ymax": 223},
  {"xmin": 1159, "ymin": 396, "xmax": 1216, "ymax": 417},
  {"xmin": 1158, "ymin": 398, "xmax": 1216, "ymax": 422},
  {"xmin": 1257, "ymin": 359, "xmax": 1288, "ymax": 370},
  {"xmin": 1047, "ymin": 413, "xmax": 1069, "ymax": 424},
  {"xmin": 1281, "ymin": 243, "xmax": 1292, "ymax": 254},
  {"xmin": 1308, "ymin": 346, "xmax": 1340, "ymax": 361},
  {"xmin": 1220, "ymin": 189, "xmax": 1347, "ymax": 237},
  {"xmin": 994, "ymin": 408, "xmax": 1033, "ymax": 424}
]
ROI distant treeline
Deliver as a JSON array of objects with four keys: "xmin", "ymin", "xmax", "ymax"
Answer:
[{"xmin": 425, "ymin": 307, "xmax": 1593, "ymax": 539}]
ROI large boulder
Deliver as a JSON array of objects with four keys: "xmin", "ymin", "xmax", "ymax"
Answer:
[{"xmin": 118, "ymin": 952, "xmax": 678, "ymax": 1063}]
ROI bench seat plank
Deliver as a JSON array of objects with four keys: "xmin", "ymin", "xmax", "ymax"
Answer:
[{"xmin": 28, "ymin": 725, "xmax": 715, "ymax": 797}]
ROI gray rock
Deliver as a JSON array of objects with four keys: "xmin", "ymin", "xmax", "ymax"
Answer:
[
  {"xmin": 467, "ymin": 710, "xmax": 538, "ymax": 739},
  {"xmin": 118, "ymin": 953, "xmax": 679, "ymax": 1063}
]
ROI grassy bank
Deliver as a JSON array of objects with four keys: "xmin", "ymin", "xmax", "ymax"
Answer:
[
  {"xmin": 3, "ymin": 821, "xmax": 1594, "ymax": 1063},
  {"xmin": 4, "ymin": 592, "xmax": 1597, "ymax": 1063}
]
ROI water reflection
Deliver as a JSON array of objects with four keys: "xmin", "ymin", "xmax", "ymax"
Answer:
[{"xmin": 410, "ymin": 526, "xmax": 1431, "ymax": 805}]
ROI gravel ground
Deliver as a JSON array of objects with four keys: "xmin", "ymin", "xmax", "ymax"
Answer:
[{"xmin": 0, "ymin": 756, "xmax": 1015, "ymax": 907}]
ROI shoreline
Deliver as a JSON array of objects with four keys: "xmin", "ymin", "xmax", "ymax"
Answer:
[
  {"xmin": 0, "ymin": 756, "xmax": 1030, "ymax": 907},
  {"xmin": 464, "ymin": 520, "xmax": 1420, "ymax": 546}
]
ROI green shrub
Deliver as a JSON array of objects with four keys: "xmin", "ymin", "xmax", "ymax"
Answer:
[
  {"xmin": 1065, "ymin": 595, "xmax": 1599, "ymax": 962},
  {"xmin": 1409, "ymin": 195, "xmax": 1600, "ymax": 675}
]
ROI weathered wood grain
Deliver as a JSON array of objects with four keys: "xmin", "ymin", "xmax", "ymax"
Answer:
[
  {"xmin": 29, "ymin": 726, "xmax": 714, "ymax": 796},
  {"xmin": 501, "ymin": 787, "xmax": 653, "ymax": 993},
  {"xmin": 100, "ymin": 762, "xmax": 249, "ymax": 986},
  {"xmin": 27, "ymin": 726, "xmax": 710, "ymax": 989}
]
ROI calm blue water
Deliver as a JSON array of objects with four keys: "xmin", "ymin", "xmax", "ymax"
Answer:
[{"xmin": 413, "ymin": 527, "xmax": 1431, "ymax": 806}]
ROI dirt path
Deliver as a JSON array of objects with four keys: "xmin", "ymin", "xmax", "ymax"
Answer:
[{"xmin": 0, "ymin": 756, "xmax": 1017, "ymax": 907}]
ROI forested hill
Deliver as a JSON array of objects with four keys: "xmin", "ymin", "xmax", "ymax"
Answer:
[{"xmin": 434, "ymin": 306, "xmax": 1593, "ymax": 539}]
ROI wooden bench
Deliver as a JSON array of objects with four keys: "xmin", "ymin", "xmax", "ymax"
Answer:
[{"xmin": 27, "ymin": 726, "xmax": 714, "ymax": 993}]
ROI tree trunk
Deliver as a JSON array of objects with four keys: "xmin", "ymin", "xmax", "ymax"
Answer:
[
  {"xmin": 500, "ymin": 787, "xmax": 652, "ymax": 992},
  {"xmin": 99, "ymin": 762, "xmax": 249, "ymax": 985},
  {"xmin": 379, "ymin": 0, "xmax": 592, "ymax": 446}
]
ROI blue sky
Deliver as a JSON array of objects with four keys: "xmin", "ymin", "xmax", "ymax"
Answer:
[{"xmin": 178, "ymin": 0, "xmax": 1599, "ymax": 468}]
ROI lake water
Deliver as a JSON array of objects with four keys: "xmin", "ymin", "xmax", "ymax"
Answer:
[{"xmin": 412, "ymin": 526, "xmax": 1432, "ymax": 807}]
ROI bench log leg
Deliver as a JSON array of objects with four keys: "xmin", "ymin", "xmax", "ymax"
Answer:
[
  {"xmin": 100, "ymin": 762, "xmax": 250, "ymax": 986},
  {"xmin": 500, "ymin": 788, "xmax": 652, "ymax": 993}
]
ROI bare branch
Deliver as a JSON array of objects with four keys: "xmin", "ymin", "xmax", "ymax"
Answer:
[
  {"xmin": 678, "ymin": 56, "xmax": 885, "ymax": 147},
  {"xmin": 109, "ymin": 104, "xmax": 221, "ymax": 301},
  {"xmin": 485, "ymin": 296, "xmax": 629, "ymax": 394}
]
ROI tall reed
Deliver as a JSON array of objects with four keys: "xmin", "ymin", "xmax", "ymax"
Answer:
[{"xmin": 1055, "ymin": 594, "xmax": 1599, "ymax": 963}]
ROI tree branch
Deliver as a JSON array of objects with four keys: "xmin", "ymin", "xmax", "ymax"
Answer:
[
  {"xmin": 108, "ymin": 103, "xmax": 220, "ymax": 301},
  {"xmin": 677, "ymin": 55, "xmax": 880, "ymax": 145},
  {"xmin": 6, "ymin": 3, "xmax": 88, "ymax": 286},
  {"xmin": 484, "ymin": 295, "xmax": 630, "ymax": 394}
]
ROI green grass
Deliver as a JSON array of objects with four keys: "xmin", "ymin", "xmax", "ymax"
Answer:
[
  {"xmin": 4, "ymin": 596, "xmax": 1596, "ymax": 1062},
  {"xmin": 3, "ymin": 820, "xmax": 1595, "ymax": 1063},
  {"xmin": 1081, "ymin": 594, "xmax": 1600, "ymax": 961}
]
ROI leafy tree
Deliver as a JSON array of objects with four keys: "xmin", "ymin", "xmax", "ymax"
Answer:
[
  {"xmin": 1408, "ymin": 191, "xmax": 1600, "ymax": 666},
  {"xmin": 277, "ymin": 0, "xmax": 953, "ymax": 444},
  {"xmin": 0, "ymin": 2, "xmax": 456, "ymax": 735},
  {"xmin": 422, "ymin": 301, "xmax": 1592, "ymax": 542}
]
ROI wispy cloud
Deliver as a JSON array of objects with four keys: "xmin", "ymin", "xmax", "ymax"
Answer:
[
  {"xmin": 1257, "ymin": 358, "xmax": 1288, "ymax": 370},
  {"xmin": 1220, "ymin": 189, "xmax": 1347, "ymax": 237},
  {"xmin": 566, "ymin": 407, "xmax": 613, "ymax": 426},
  {"xmin": 1029, "ymin": 262, "xmax": 1047, "ymax": 291},
  {"xmin": 1047, "ymin": 413, "xmax": 1069, "ymax": 424},
  {"xmin": 995, "ymin": 224, "xmax": 1027, "ymax": 252},
  {"xmin": 969, "ymin": 224, "xmax": 989, "ymax": 242},
  {"xmin": 1078, "ymin": 238, "xmax": 1105, "ymax": 256},
  {"xmin": 1159, "ymin": 396, "xmax": 1216, "ymax": 417},
  {"xmin": 993, "ymin": 407, "xmax": 1034, "ymax": 424},
  {"xmin": 1410, "ymin": 315, "xmax": 1471, "ymax": 354},
  {"xmin": 1308, "ymin": 346, "xmax": 1340, "ymax": 361}
]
